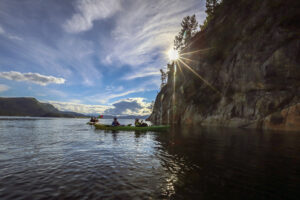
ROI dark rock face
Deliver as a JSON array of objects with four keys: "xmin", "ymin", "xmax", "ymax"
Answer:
[
  {"xmin": 263, "ymin": 103, "xmax": 300, "ymax": 131},
  {"xmin": 149, "ymin": 0, "xmax": 300, "ymax": 131}
]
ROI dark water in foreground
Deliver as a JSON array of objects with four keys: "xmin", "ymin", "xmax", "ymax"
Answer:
[{"xmin": 0, "ymin": 117, "xmax": 300, "ymax": 200}]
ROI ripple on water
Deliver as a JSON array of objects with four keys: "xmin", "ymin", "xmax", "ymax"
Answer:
[{"xmin": 1, "ymin": 119, "xmax": 300, "ymax": 199}]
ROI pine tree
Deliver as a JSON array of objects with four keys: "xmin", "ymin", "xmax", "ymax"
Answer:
[
  {"xmin": 174, "ymin": 15, "xmax": 198, "ymax": 50},
  {"xmin": 201, "ymin": 0, "xmax": 222, "ymax": 31},
  {"xmin": 206, "ymin": 0, "xmax": 220, "ymax": 16},
  {"xmin": 190, "ymin": 15, "xmax": 198, "ymax": 37}
]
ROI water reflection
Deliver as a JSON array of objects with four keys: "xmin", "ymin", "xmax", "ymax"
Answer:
[
  {"xmin": 134, "ymin": 131, "xmax": 146, "ymax": 138},
  {"xmin": 0, "ymin": 118, "xmax": 300, "ymax": 199},
  {"xmin": 111, "ymin": 130, "xmax": 119, "ymax": 142},
  {"xmin": 152, "ymin": 125, "xmax": 300, "ymax": 199}
]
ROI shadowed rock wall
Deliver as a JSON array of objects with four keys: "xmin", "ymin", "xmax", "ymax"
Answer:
[{"xmin": 149, "ymin": 0, "xmax": 300, "ymax": 131}]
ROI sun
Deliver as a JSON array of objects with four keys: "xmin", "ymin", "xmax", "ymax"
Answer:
[{"xmin": 168, "ymin": 48, "xmax": 179, "ymax": 61}]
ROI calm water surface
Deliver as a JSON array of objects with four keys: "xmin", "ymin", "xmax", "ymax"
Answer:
[{"xmin": 0, "ymin": 117, "xmax": 300, "ymax": 199}]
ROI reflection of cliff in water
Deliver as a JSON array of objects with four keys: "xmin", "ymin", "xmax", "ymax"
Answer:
[
  {"xmin": 96, "ymin": 130, "xmax": 148, "ymax": 143},
  {"xmin": 152, "ymin": 126, "xmax": 300, "ymax": 199}
]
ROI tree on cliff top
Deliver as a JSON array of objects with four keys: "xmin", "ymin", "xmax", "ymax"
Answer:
[
  {"xmin": 174, "ymin": 15, "xmax": 198, "ymax": 50},
  {"xmin": 200, "ymin": 0, "xmax": 222, "ymax": 30},
  {"xmin": 206, "ymin": 0, "xmax": 221, "ymax": 16}
]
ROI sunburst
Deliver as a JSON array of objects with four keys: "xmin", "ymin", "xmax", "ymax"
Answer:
[
  {"xmin": 166, "ymin": 47, "xmax": 221, "ymax": 95},
  {"xmin": 168, "ymin": 48, "xmax": 179, "ymax": 61},
  {"xmin": 165, "ymin": 46, "xmax": 221, "ymax": 124}
]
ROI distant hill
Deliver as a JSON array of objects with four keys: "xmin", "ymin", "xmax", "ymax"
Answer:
[{"xmin": 0, "ymin": 97, "xmax": 86, "ymax": 118}]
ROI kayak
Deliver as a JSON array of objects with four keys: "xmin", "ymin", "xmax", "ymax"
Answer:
[
  {"xmin": 94, "ymin": 124, "xmax": 169, "ymax": 131},
  {"xmin": 94, "ymin": 124, "xmax": 169, "ymax": 132},
  {"xmin": 87, "ymin": 122, "xmax": 98, "ymax": 125}
]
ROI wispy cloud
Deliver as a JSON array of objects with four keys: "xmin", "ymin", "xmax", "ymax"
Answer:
[
  {"xmin": 105, "ymin": 85, "xmax": 124, "ymax": 92},
  {"xmin": 0, "ymin": 84, "xmax": 9, "ymax": 92},
  {"xmin": 48, "ymin": 89, "xmax": 67, "ymax": 98},
  {"xmin": 0, "ymin": 0, "xmax": 205, "ymax": 106},
  {"xmin": 100, "ymin": 0, "xmax": 205, "ymax": 68},
  {"xmin": 63, "ymin": 0, "xmax": 205, "ymax": 69},
  {"xmin": 87, "ymin": 77, "xmax": 160, "ymax": 104},
  {"xmin": 90, "ymin": 88, "xmax": 146, "ymax": 104},
  {"xmin": 0, "ymin": 25, "xmax": 22, "ymax": 41},
  {"xmin": 122, "ymin": 68, "xmax": 161, "ymax": 80},
  {"xmin": 0, "ymin": 35, "xmax": 100, "ymax": 86},
  {"xmin": 63, "ymin": 0, "xmax": 122, "ymax": 33},
  {"xmin": 0, "ymin": 26, "xmax": 4, "ymax": 34},
  {"xmin": 0, "ymin": 71, "xmax": 65, "ymax": 86}
]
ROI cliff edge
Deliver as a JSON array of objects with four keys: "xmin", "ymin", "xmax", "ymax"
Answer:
[{"xmin": 149, "ymin": 0, "xmax": 300, "ymax": 131}]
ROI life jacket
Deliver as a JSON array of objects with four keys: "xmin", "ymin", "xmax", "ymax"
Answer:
[
  {"xmin": 112, "ymin": 121, "xmax": 120, "ymax": 126},
  {"xmin": 135, "ymin": 121, "xmax": 141, "ymax": 127}
]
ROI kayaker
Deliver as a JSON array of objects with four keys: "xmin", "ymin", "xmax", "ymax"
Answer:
[
  {"xmin": 135, "ymin": 118, "xmax": 141, "ymax": 127},
  {"xmin": 135, "ymin": 119, "xmax": 148, "ymax": 127},
  {"xmin": 90, "ymin": 117, "xmax": 96, "ymax": 122},
  {"xmin": 112, "ymin": 117, "xmax": 120, "ymax": 126}
]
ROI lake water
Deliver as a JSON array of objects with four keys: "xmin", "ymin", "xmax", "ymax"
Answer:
[{"xmin": 0, "ymin": 117, "xmax": 300, "ymax": 199}]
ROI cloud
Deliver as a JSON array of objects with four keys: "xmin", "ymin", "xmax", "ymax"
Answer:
[
  {"xmin": 0, "ymin": 25, "xmax": 22, "ymax": 40},
  {"xmin": 62, "ymin": 0, "xmax": 205, "ymax": 69},
  {"xmin": 49, "ymin": 89, "xmax": 67, "ymax": 97},
  {"xmin": 49, "ymin": 97, "xmax": 152, "ymax": 116},
  {"xmin": 64, "ymin": 0, "xmax": 122, "ymax": 33},
  {"xmin": 0, "ymin": 4, "xmax": 101, "ymax": 86},
  {"xmin": 122, "ymin": 68, "xmax": 161, "ymax": 80},
  {"xmin": 87, "ymin": 78, "xmax": 160, "ymax": 104},
  {"xmin": 105, "ymin": 85, "xmax": 124, "ymax": 92},
  {"xmin": 0, "ymin": 84, "xmax": 9, "ymax": 92},
  {"xmin": 105, "ymin": 98, "xmax": 152, "ymax": 116},
  {"xmin": 0, "ymin": 71, "xmax": 65, "ymax": 86},
  {"xmin": 11, "ymin": 36, "xmax": 101, "ymax": 86},
  {"xmin": 90, "ymin": 88, "xmax": 146, "ymax": 104},
  {"xmin": 49, "ymin": 101, "xmax": 110, "ymax": 114},
  {"xmin": 100, "ymin": 0, "xmax": 206, "ymax": 68},
  {"xmin": 0, "ymin": 0, "xmax": 205, "ymax": 105},
  {"xmin": 0, "ymin": 26, "xmax": 4, "ymax": 34}
]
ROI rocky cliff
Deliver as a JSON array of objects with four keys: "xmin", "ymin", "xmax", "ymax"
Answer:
[{"xmin": 149, "ymin": 0, "xmax": 300, "ymax": 131}]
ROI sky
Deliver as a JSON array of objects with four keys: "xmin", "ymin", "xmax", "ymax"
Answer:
[{"xmin": 0, "ymin": 0, "xmax": 206, "ymax": 116}]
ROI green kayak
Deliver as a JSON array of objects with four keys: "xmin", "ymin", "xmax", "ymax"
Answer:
[
  {"xmin": 94, "ymin": 124, "xmax": 169, "ymax": 132},
  {"xmin": 87, "ymin": 122, "xmax": 97, "ymax": 125}
]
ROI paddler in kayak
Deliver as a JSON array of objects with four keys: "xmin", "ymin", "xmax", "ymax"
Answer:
[
  {"xmin": 112, "ymin": 117, "xmax": 120, "ymax": 126},
  {"xmin": 90, "ymin": 117, "xmax": 98, "ymax": 123},
  {"xmin": 135, "ymin": 119, "xmax": 148, "ymax": 127}
]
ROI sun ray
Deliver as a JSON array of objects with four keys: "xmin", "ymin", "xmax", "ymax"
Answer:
[
  {"xmin": 172, "ymin": 62, "xmax": 177, "ymax": 124},
  {"xmin": 176, "ymin": 60, "xmax": 184, "ymax": 75},
  {"xmin": 180, "ymin": 47, "xmax": 213, "ymax": 56},
  {"xmin": 179, "ymin": 33, "xmax": 212, "ymax": 52},
  {"xmin": 178, "ymin": 58, "xmax": 221, "ymax": 94},
  {"xmin": 179, "ymin": 56, "xmax": 198, "ymax": 63},
  {"xmin": 175, "ymin": 60, "xmax": 187, "ymax": 81}
]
